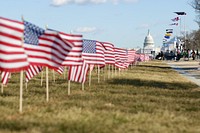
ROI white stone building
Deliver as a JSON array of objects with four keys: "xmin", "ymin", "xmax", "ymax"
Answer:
[{"xmin": 143, "ymin": 30, "xmax": 155, "ymax": 57}]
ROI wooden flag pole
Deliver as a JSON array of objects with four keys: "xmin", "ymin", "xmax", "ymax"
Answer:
[
  {"xmin": 46, "ymin": 67, "xmax": 49, "ymax": 102},
  {"xmin": 68, "ymin": 80, "xmax": 70, "ymax": 95},
  {"xmin": 19, "ymin": 70, "xmax": 23, "ymax": 113},
  {"xmin": 112, "ymin": 65, "xmax": 114, "ymax": 78},
  {"xmin": 41, "ymin": 71, "xmax": 43, "ymax": 86},
  {"xmin": 19, "ymin": 15, "xmax": 24, "ymax": 113},
  {"xmin": 89, "ymin": 65, "xmax": 92, "ymax": 86},
  {"xmin": 98, "ymin": 65, "xmax": 100, "ymax": 83},
  {"xmin": 115, "ymin": 66, "xmax": 117, "ymax": 76},
  {"xmin": 103, "ymin": 66, "xmax": 105, "ymax": 81},
  {"xmin": 82, "ymin": 83, "xmax": 84, "ymax": 91},
  {"xmin": 45, "ymin": 25, "xmax": 49, "ymax": 102},
  {"xmin": 118, "ymin": 68, "xmax": 120, "ymax": 77},
  {"xmin": 108, "ymin": 64, "xmax": 110, "ymax": 79}
]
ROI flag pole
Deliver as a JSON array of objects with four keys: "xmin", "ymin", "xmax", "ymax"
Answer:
[
  {"xmin": 46, "ymin": 67, "xmax": 49, "ymax": 102},
  {"xmin": 98, "ymin": 65, "xmax": 100, "ymax": 83},
  {"xmin": 115, "ymin": 66, "xmax": 117, "ymax": 76},
  {"xmin": 184, "ymin": 13, "xmax": 186, "ymax": 49},
  {"xmin": 179, "ymin": 17, "xmax": 182, "ymax": 38},
  {"xmin": 68, "ymin": 80, "xmax": 70, "ymax": 95},
  {"xmin": 19, "ymin": 16, "xmax": 24, "ymax": 113},
  {"xmin": 67, "ymin": 66, "xmax": 71, "ymax": 95},
  {"xmin": 108, "ymin": 64, "xmax": 110, "ymax": 79},
  {"xmin": 112, "ymin": 65, "xmax": 114, "ymax": 78},
  {"xmin": 82, "ymin": 83, "xmax": 84, "ymax": 91},
  {"xmin": 41, "ymin": 70, "xmax": 43, "ymax": 86},
  {"xmin": 89, "ymin": 64, "xmax": 92, "ymax": 86},
  {"xmin": 45, "ymin": 25, "xmax": 49, "ymax": 102},
  {"xmin": 103, "ymin": 66, "xmax": 106, "ymax": 81},
  {"xmin": 19, "ymin": 70, "xmax": 23, "ymax": 113},
  {"xmin": 118, "ymin": 68, "xmax": 120, "ymax": 77}
]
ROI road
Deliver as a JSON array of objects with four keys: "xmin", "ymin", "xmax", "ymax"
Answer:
[{"xmin": 166, "ymin": 60, "xmax": 200, "ymax": 86}]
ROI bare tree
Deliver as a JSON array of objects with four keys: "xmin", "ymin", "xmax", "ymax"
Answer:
[
  {"xmin": 190, "ymin": 0, "xmax": 200, "ymax": 27},
  {"xmin": 186, "ymin": 0, "xmax": 200, "ymax": 50},
  {"xmin": 184, "ymin": 29, "xmax": 200, "ymax": 50}
]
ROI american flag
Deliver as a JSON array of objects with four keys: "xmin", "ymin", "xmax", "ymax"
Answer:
[
  {"xmin": 23, "ymin": 20, "xmax": 73, "ymax": 69},
  {"xmin": 1, "ymin": 71, "xmax": 10, "ymax": 85},
  {"xmin": 49, "ymin": 30, "xmax": 88, "ymax": 83},
  {"xmin": 54, "ymin": 66, "xmax": 64, "ymax": 75},
  {"xmin": 134, "ymin": 53, "xmax": 140, "ymax": 63},
  {"xmin": 171, "ymin": 17, "xmax": 180, "ymax": 22},
  {"xmin": 144, "ymin": 54, "xmax": 150, "ymax": 61},
  {"xmin": 55, "ymin": 31, "xmax": 88, "ymax": 83},
  {"xmin": 58, "ymin": 31, "xmax": 83, "ymax": 66},
  {"xmin": 68, "ymin": 60, "xmax": 89, "ymax": 83},
  {"xmin": 127, "ymin": 50, "xmax": 136, "ymax": 64},
  {"xmin": 102, "ymin": 42, "xmax": 115, "ymax": 65},
  {"xmin": 170, "ymin": 23, "xmax": 178, "ymax": 26},
  {"xmin": 138, "ymin": 54, "xmax": 145, "ymax": 62},
  {"xmin": 0, "ymin": 17, "xmax": 29, "ymax": 72},
  {"xmin": 68, "ymin": 39, "xmax": 106, "ymax": 83},
  {"xmin": 82, "ymin": 39, "xmax": 105, "ymax": 65},
  {"xmin": 25, "ymin": 65, "xmax": 42, "ymax": 82},
  {"xmin": 114, "ymin": 47, "xmax": 128, "ymax": 69}
]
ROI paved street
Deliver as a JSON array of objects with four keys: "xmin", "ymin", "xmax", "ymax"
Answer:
[{"xmin": 166, "ymin": 60, "xmax": 200, "ymax": 86}]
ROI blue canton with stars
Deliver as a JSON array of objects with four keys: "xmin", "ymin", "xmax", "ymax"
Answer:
[
  {"xmin": 24, "ymin": 21, "xmax": 45, "ymax": 45},
  {"xmin": 82, "ymin": 39, "xmax": 96, "ymax": 53}
]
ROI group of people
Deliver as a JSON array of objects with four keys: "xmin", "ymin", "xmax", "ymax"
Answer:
[
  {"xmin": 155, "ymin": 49, "xmax": 199, "ymax": 61},
  {"xmin": 155, "ymin": 51, "xmax": 165, "ymax": 60},
  {"xmin": 181, "ymin": 49, "xmax": 199, "ymax": 61}
]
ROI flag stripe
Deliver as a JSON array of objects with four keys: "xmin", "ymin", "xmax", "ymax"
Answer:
[
  {"xmin": 25, "ymin": 65, "xmax": 42, "ymax": 82},
  {"xmin": 0, "ymin": 17, "xmax": 29, "ymax": 72},
  {"xmin": 102, "ymin": 42, "xmax": 115, "ymax": 64},
  {"xmin": 59, "ymin": 31, "xmax": 83, "ymax": 66},
  {"xmin": 1, "ymin": 71, "xmax": 10, "ymax": 85}
]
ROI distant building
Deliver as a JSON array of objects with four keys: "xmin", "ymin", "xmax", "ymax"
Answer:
[
  {"xmin": 161, "ymin": 37, "xmax": 183, "ymax": 54},
  {"xmin": 143, "ymin": 30, "xmax": 155, "ymax": 57}
]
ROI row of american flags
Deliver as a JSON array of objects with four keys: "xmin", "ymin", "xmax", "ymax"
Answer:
[{"xmin": 0, "ymin": 16, "xmax": 150, "ymax": 85}]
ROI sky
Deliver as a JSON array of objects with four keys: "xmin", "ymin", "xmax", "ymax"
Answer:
[{"xmin": 0, "ymin": 0, "xmax": 199, "ymax": 49}]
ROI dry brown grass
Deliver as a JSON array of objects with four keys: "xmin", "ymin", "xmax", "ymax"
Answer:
[{"xmin": 0, "ymin": 60, "xmax": 200, "ymax": 133}]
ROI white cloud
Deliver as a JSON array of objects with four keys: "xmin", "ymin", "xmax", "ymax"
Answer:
[
  {"xmin": 51, "ymin": 0, "xmax": 70, "ymax": 6},
  {"xmin": 73, "ymin": 27, "xmax": 97, "ymax": 33},
  {"xmin": 51, "ymin": 0, "xmax": 138, "ymax": 6},
  {"xmin": 90, "ymin": 0, "xmax": 107, "ymax": 4}
]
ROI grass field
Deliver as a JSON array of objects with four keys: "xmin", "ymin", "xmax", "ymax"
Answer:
[{"xmin": 0, "ymin": 60, "xmax": 200, "ymax": 133}]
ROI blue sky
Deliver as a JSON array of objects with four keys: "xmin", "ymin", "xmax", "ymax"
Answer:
[{"xmin": 0, "ymin": 0, "xmax": 198, "ymax": 49}]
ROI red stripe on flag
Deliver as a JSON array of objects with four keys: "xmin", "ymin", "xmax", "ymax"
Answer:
[{"xmin": 0, "ymin": 17, "xmax": 29, "ymax": 72}]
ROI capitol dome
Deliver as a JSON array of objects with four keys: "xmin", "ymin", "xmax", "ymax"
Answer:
[{"xmin": 144, "ymin": 30, "xmax": 154, "ymax": 48}]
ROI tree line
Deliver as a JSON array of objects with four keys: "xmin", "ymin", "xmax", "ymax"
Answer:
[{"xmin": 184, "ymin": 0, "xmax": 200, "ymax": 50}]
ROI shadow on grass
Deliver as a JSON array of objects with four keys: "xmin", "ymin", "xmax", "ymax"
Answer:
[
  {"xmin": 137, "ymin": 65, "xmax": 172, "ymax": 69},
  {"xmin": 108, "ymin": 78, "xmax": 198, "ymax": 90}
]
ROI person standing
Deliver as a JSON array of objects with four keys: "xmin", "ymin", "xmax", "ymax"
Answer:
[
  {"xmin": 192, "ymin": 50, "xmax": 196, "ymax": 60},
  {"xmin": 196, "ymin": 49, "xmax": 199, "ymax": 59}
]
